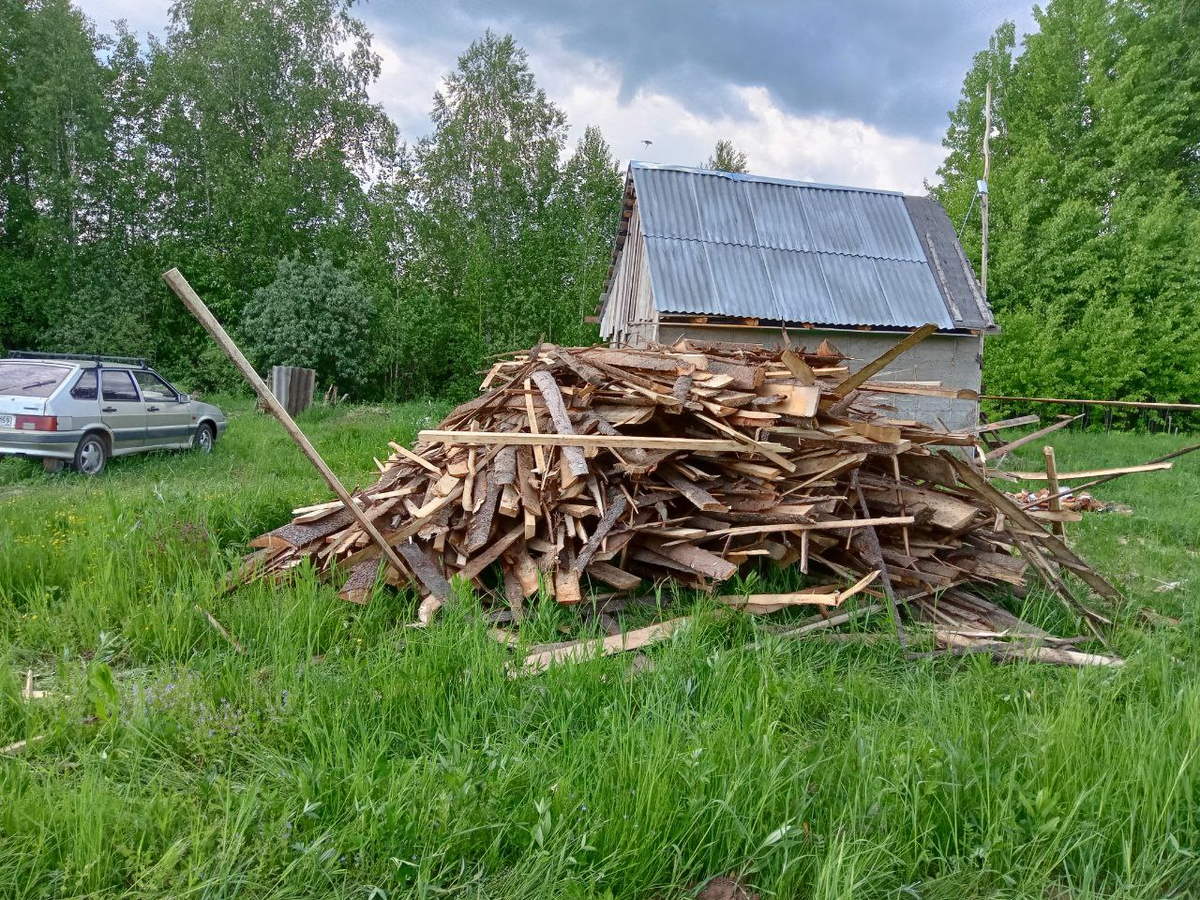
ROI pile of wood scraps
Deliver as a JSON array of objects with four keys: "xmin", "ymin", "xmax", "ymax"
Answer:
[
  {"xmin": 241, "ymin": 328, "xmax": 1133, "ymax": 671},
  {"xmin": 1004, "ymin": 487, "xmax": 1124, "ymax": 514}
]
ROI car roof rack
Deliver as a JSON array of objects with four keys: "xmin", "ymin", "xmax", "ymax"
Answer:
[{"xmin": 7, "ymin": 350, "xmax": 148, "ymax": 367}]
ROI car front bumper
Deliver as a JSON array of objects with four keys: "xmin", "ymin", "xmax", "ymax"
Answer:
[{"xmin": 0, "ymin": 429, "xmax": 85, "ymax": 460}]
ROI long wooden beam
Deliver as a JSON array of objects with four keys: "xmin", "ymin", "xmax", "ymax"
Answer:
[
  {"xmin": 983, "ymin": 415, "xmax": 1081, "ymax": 461},
  {"xmin": 417, "ymin": 430, "xmax": 792, "ymax": 454},
  {"xmin": 830, "ymin": 323, "xmax": 939, "ymax": 399},
  {"xmin": 1006, "ymin": 461, "xmax": 1173, "ymax": 481},
  {"xmin": 982, "ymin": 394, "xmax": 1200, "ymax": 411},
  {"xmin": 973, "ymin": 414, "xmax": 1040, "ymax": 434},
  {"xmin": 162, "ymin": 268, "xmax": 408, "ymax": 579}
]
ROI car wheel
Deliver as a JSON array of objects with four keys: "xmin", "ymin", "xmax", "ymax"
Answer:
[
  {"xmin": 194, "ymin": 423, "xmax": 215, "ymax": 453},
  {"xmin": 74, "ymin": 433, "xmax": 108, "ymax": 476}
]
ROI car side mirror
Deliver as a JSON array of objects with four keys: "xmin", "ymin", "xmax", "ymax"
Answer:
[{"xmin": 178, "ymin": 393, "xmax": 191, "ymax": 403}]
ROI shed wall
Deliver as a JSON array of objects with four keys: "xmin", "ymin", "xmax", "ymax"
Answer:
[
  {"xmin": 599, "ymin": 204, "xmax": 657, "ymax": 347},
  {"xmin": 656, "ymin": 324, "xmax": 983, "ymax": 432}
]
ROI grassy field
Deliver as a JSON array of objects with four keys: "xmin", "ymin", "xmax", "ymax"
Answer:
[{"xmin": 2, "ymin": 399, "xmax": 1199, "ymax": 900}]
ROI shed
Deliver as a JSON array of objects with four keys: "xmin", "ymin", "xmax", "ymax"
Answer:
[{"xmin": 597, "ymin": 162, "xmax": 997, "ymax": 431}]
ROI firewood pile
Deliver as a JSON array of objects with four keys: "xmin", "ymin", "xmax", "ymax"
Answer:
[{"xmin": 242, "ymin": 328, "xmax": 1130, "ymax": 670}]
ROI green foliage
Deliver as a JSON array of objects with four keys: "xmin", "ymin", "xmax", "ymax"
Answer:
[
  {"xmin": 936, "ymin": 0, "xmax": 1200, "ymax": 408},
  {"xmin": 393, "ymin": 32, "xmax": 621, "ymax": 400},
  {"xmin": 243, "ymin": 252, "xmax": 375, "ymax": 392},
  {"xmin": 703, "ymin": 138, "xmax": 749, "ymax": 173},
  {"xmin": 0, "ymin": 7, "xmax": 621, "ymax": 402}
]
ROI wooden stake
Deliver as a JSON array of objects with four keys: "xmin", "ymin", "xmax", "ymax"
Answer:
[
  {"xmin": 162, "ymin": 268, "xmax": 408, "ymax": 578},
  {"xmin": 1043, "ymin": 446, "xmax": 1065, "ymax": 537}
]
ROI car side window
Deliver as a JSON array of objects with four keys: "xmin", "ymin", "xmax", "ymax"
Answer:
[
  {"xmin": 101, "ymin": 371, "xmax": 140, "ymax": 402},
  {"xmin": 71, "ymin": 369, "xmax": 98, "ymax": 400},
  {"xmin": 133, "ymin": 370, "xmax": 178, "ymax": 403}
]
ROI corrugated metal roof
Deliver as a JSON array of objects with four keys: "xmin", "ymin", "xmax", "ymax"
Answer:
[{"xmin": 628, "ymin": 162, "xmax": 980, "ymax": 330}]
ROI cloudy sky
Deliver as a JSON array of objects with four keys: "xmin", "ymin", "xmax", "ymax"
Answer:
[{"xmin": 74, "ymin": 0, "xmax": 1034, "ymax": 194}]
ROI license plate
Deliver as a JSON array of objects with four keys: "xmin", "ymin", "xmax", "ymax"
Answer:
[{"xmin": 0, "ymin": 415, "xmax": 12, "ymax": 428}]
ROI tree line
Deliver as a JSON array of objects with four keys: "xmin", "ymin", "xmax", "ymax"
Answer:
[
  {"xmin": 936, "ymin": 0, "xmax": 1200, "ymax": 406},
  {"xmin": 5, "ymin": 0, "xmax": 1198, "ymax": 407},
  {"xmin": 0, "ymin": 0, "xmax": 624, "ymax": 400}
]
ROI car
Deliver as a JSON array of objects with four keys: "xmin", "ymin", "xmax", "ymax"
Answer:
[{"xmin": 0, "ymin": 352, "xmax": 227, "ymax": 475}]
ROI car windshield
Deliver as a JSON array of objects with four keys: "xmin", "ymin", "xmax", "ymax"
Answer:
[{"xmin": 0, "ymin": 363, "xmax": 73, "ymax": 398}]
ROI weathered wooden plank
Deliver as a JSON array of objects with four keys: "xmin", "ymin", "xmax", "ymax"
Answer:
[
  {"xmin": 829, "ymin": 323, "xmax": 938, "ymax": 399},
  {"xmin": 515, "ymin": 617, "xmax": 690, "ymax": 675},
  {"xmin": 397, "ymin": 541, "xmax": 451, "ymax": 601},
  {"xmin": 532, "ymin": 369, "xmax": 590, "ymax": 478},
  {"xmin": 1006, "ymin": 461, "xmax": 1173, "ymax": 481}
]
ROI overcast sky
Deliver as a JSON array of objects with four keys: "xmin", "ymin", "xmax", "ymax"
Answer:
[{"xmin": 74, "ymin": 0, "xmax": 1034, "ymax": 194}]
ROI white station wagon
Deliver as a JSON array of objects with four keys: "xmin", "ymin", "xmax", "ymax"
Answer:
[{"xmin": 0, "ymin": 352, "xmax": 226, "ymax": 475}]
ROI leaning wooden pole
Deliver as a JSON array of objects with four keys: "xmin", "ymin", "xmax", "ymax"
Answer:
[
  {"xmin": 162, "ymin": 267, "xmax": 407, "ymax": 579},
  {"xmin": 981, "ymin": 80, "xmax": 991, "ymax": 300}
]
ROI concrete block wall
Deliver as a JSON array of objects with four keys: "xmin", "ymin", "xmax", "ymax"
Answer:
[{"xmin": 656, "ymin": 325, "xmax": 983, "ymax": 432}]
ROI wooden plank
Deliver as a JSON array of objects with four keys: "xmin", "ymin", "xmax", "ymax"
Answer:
[
  {"xmin": 934, "ymin": 630, "xmax": 1123, "ymax": 667},
  {"xmin": 972, "ymin": 414, "xmax": 1040, "ymax": 434},
  {"xmin": 715, "ymin": 586, "xmax": 842, "ymax": 610},
  {"xmin": 573, "ymin": 493, "xmax": 627, "ymax": 573},
  {"xmin": 780, "ymin": 348, "xmax": 816, "ymax": 386},
  {"xmin": 585, "ymin": 561, "xmax": 641, "ymax": 590},
  {"xmin": 652, "ymin": 542, "xmax": 738, "ymax": 581},
  {"xmin": 459, "ymin": 523, "xmax": 525, "ymax": 582},
  {"xmin": 894, "ymin": 484, "xmax": 978, "ymax": 531},
  {"xmin": 761, "ymin": 382, "xmax": 821, "ymax": 417},
  {"xmin": 523, "ymin": 377, "xmax": 547, "ymax": 473},
  {"xmin": 859, "ymin": 381, "xmax": 980, "ymax": 401},
  {"xmin": 829, "ymin": 323, "xmax": 939, "ymax": 398},
  {"xmin": 554, "ymin": 567, "xmax": 583, "ymax": 605},
  {"xmin": 580, "ymin": 348, "xmax": 686, "ymax": 373},
  {"xmin": 464, "ymin": 469, "xmax": 497, "ymax": 553},
  {"xmin": 417, "ymin": 430, "xmax": 792, "ymax": 454},
  {"xmin": 1005, "ymin": 461, "xmax": 1173, "ymax": 481},
  {"xmin": 396, "ymin": 542, "xmax": 452, "ymax": 601},
  {"xmin": 388, "ymin": 441, "xmax": 441, "ymax": 475},
  {"xmin": 661, "ymin": 467, "xmax": 728, "ymax": 513},
  {"xmin": 515, "ymin": 617, "xmax": 690, "ymax": 675},
  {"xmin": 983, "ymin": 415, "xmax": 1081, "ymax": 461},
  {"xmin": 532, "ymin": 369, "xmax": 590, "ymax": 478},
  {"xmin": 981, "ymin": 394, "xmax": 1200, "ymax": 411}
]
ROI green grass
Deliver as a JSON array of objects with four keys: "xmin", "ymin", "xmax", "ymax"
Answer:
[{"xmin": 2, "ymin": 403, "xmax": 1199, "ymax": 899}]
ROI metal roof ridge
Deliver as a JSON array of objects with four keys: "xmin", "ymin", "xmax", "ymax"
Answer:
[
  {"xmin": 640, "ymin": 232, "xmax": 928, "ymax": 263},
  {"xmin": 628, "ymin": 160, "xmax": 908, "ymax": 197}
]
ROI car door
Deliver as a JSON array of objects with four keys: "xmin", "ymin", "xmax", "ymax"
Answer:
[
  {"xmin": 132, "ymin": 370, "xmax": 191, "ymax": 448},
  {"xmin": 99, "ymin": 370, "xmax": 146, "ymax": 453}
]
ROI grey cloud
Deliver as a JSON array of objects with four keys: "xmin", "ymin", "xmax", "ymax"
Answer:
[{"xmin": 365, "ymin": 0, "xmax": 1031, "ymax": 140}]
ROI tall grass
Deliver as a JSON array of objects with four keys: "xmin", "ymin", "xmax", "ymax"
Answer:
[{"xmin": 1, "ymin": 404, "xmax": 1198, "ymax": 899}]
